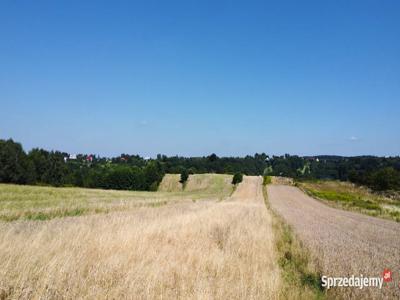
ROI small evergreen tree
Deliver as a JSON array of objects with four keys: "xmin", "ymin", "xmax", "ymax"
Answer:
[
  {"xmin": 180, "ymin": 169, "xmax": 189, "ymax": 184},
  {"xmin": 232, "ymin": 173, "xmax": 243, "ymax": 185}
]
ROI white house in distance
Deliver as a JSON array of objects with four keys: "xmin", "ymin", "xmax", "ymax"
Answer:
[{"xmin": 64, "ymin": 154, "xmax": 77, "ymax": 162}]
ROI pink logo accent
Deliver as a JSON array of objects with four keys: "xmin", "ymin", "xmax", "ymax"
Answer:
[{"xmin": 383, "ymin": 269, "xmax": 392, "ymax": 283}]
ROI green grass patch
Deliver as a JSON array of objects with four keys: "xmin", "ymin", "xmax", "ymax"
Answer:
[
  {"xmin": 276, "ymin": 220, "xmax": 324, "ymax": 297},
  {"xmin": 263, "ymin": 175, "xmax": 272, "ymax": 185},
  {"xmin": 0, "ymin": 180, "xmax": 233, "ymax": 222},
  {"xmin": 388, "ymin": 210, "xmax": 400, "ymax": 222},
  {"xmin": 26, "ymin": 208, "xmax": 88, "ymax": 221},
  {"xmin": 147, "ymin": 200, "xmax": 168, "ymax": 208},
  {"xmin": 298, "ymin": 180, "xmax": 399, "ymax": 222},
  {"xmin": 306, "ymin": 189, "xmax": 381, "ymax": 211}
]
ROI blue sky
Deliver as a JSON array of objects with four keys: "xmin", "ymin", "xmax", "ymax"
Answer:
[{"xmin": 1, "ymin": 1, "xmax": 399, "ymax": 157}]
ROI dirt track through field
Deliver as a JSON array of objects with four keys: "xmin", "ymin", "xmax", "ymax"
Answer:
[
  {"xmin": 268, "ymin": 185, "xmax": 400, "ymax": 299},
  {"xmin": 229, "ymin": 176, "xmax": 264, "ymax": 203}
]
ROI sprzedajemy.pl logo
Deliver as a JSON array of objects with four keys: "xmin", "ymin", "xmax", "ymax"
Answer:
[{"xmin": 321, "ymin": 269, "xmax": 394, "ymax": 290}]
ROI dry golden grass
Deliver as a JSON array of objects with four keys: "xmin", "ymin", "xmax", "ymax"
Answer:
[
  {"xmin": 0, "ymin": 176, "xmax": 281, "ymax": 299},
  {"xmin": 159, "ymin": 173, "xmax": 233, "ymax": 198},
  {"xmin": 0, "ymin": 175, "xmax": 234, "ymax": 221},
  {"xmin": 158, "ymin": 174, "xmax": 182, "ymax": 192},
  {"xmin": 270, "ymin": 177, "xmax": 294, "ymax": 186}
]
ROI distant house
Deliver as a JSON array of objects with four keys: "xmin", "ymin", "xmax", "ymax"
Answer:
[
  {"xmin": 86, "ymin": 155, "xmax": 93, "ymax": 162},
  {"xmin": 64, "ymin": 154, "xmax": 77, "ymax": 162}
]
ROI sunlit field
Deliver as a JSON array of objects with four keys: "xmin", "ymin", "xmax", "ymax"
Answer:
[
  {"xmin": 0, "ymin": 174, "xmax": 233, "ymax": 221},
  {"xmin": 0, "ymin": 176, "xmax": 287, "ymax": 299}
]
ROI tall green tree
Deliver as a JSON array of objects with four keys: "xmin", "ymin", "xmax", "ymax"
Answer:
[{"xmin": 0, "ymin": 139, "xmax": 34, "ymax": 184}]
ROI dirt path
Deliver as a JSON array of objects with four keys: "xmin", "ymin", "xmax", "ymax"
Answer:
[
  {"xmin": 268, "ymin": 185, "xmax": 400, "ymax": 299},
  {"xmin": 229, "ymin": 176, "xmax": 264, "ymax": 203}
]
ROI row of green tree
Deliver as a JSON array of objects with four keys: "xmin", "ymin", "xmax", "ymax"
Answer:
[
  {"xmin": 0, "ymin": 139, "xmax": 164, "ymax": 191},
  {"xmin": 153, "ymin": 153, "xmax": 400, "ymax": 191},
  {"xmin": 1, "ymin": 139, "xmax": 399, "ymax": 191},
  {"xmin": 264, "ymin": 154, "xmax": 400, "ymax": 191}
]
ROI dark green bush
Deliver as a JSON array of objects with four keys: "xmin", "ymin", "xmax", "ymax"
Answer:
[
  {"xmin": 179, "ymin": 169, "xmax": 189, "ymax": 184},
  {"xmin": 232, "ymin": 173, "xmax": 243, "ymax": 185}
]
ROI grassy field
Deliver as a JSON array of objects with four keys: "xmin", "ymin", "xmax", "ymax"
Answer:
[
  {"xmin": 8, "ymin": 175, "xmax": 390, "ymax": 298},
  {"xmin": 159, "ymin": 173, "xmax": 233, "ymax": 196},
  {"xmin": 0, "ymin": 176, "xmax": 284, "ymax": 299},
  {"xmin": 0, "ymin": 174, "xmax": 233, "ymax": 221},
  {"xmin": 297, "ymin": 180, "xmax": 400, "ymax": 222}
]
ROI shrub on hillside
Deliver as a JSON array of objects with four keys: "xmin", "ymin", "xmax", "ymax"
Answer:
[
  {"xmin": 369, "ymin": 167, "xmax": 400, "ymax": 191},
  {"xmin": 232, "ymin": 173, "xmax": 243, "ymax": 185},
  {"xmin": 179, "ymin": 169, "xmax": 189, "ymax": 184}
]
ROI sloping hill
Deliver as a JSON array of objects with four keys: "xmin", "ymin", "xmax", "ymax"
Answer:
[
  {"xmin": 158, "ymin": 174, "xmax": 182, "ymax": 192},
  {"xmin": 159, "ymin": 174, "xmax": 233, "ymax": 198}
]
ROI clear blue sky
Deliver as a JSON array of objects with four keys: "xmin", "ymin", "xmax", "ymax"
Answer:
[{"xmin": 1, "ymin": 1, "xmax": 399, "ymax": 157}]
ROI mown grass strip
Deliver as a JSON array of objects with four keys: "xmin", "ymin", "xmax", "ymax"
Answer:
[
  {"xmin": 0, "ymin": 200, "xmax": 170, "ymax": 222},
  {"xmin": 263, "ymin": 175, "xmax": 272, "ymax": 185},
  {"xmin": 0, "ymin": 207, "xmax": 98, "ymax": 222}
]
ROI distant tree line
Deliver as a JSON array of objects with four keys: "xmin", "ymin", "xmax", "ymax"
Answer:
[
  {"xmin": 1, "ymin": 139, "xmax": 399, "ymax": 191},
  {"xmin": 264, "ymin": 154, "xmax": 400, "ymax": 191},
  {"xmin": 153, "ymin": 153, "xmax": 400, "ymax": 191},
  {"xmin": 0, "ymin": 139, "xmax": 164, "ymax": 191},
  {"xmin": 156, "ymin": 153, "xmax": 269, "ymax": 175}
]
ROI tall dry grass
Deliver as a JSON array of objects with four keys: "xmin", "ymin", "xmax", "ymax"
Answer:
[{"xmin": 0, "ymin": 176, "xmax": 280, "ymax": 299}]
